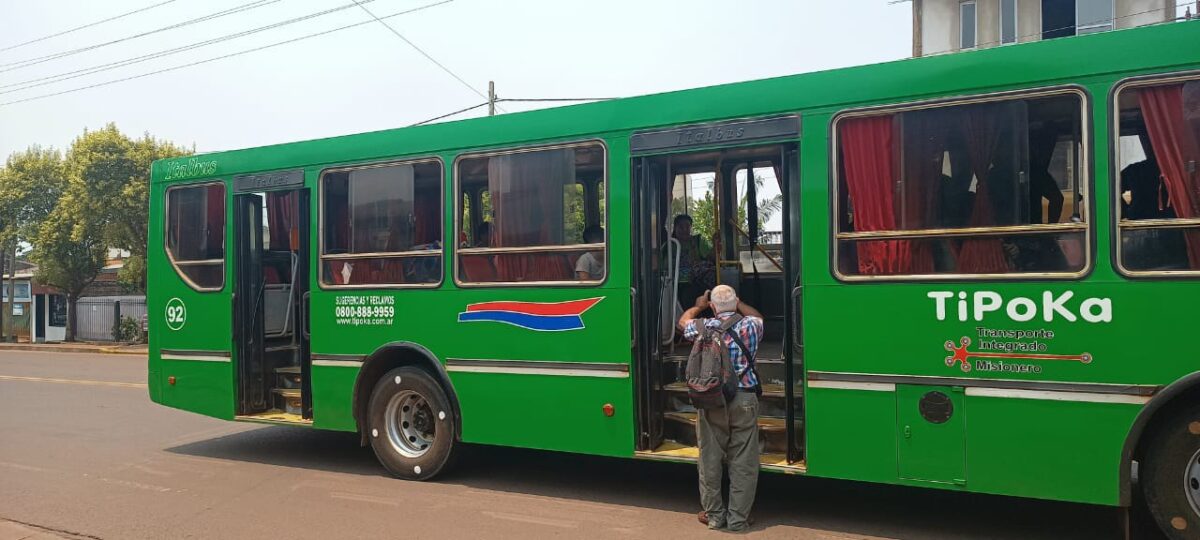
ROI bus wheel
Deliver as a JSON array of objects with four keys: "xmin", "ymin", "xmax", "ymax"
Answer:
[
  {"xmin": 1142, "ymin": 403, "xmax": 1200, "ymax": 539},
  {"xmin": 367, "ymin": 367, "xmax": 458, "ymax": 480}
]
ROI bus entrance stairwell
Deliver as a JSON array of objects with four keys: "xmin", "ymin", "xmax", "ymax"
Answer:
[
  {"xmin": 233, "ymin": 184, "xmax": 312, "ymax": 423},
  {"xmin": 632, "ymin": 138, "xmax": 804, "ymax": 471}
]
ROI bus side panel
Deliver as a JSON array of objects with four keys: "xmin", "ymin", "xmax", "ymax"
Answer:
[
  {"xmin": 452, "ymin": 372, "xmax": 634, "ymax": 457},
  {"xmin": 804, "ymin": 386, "xmax": 899, "ymax": 484},
  {"xmin": 311, "ymin": 365, "xmax": 358, "ymax": 432},
  {"xmin": 966, "ymin": 396, "xmax": 1138, "ymax": 505},
  {"xmin": 157, "ymin": 361, "xmax": 235, "ymax": 420},
  {"xmin": 148, "ymin": 178, "xmax": 236, "ymax": 421}
]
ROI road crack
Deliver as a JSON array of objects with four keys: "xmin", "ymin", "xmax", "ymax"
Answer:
[{"xmin": 0, "ymin": 517, "xmax": 104, "ymax": 540}]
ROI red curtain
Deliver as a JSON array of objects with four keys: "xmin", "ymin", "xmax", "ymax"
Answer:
[
  {"xmin": 899, "ymin": 112, "xmax": 947, "ymax": 273},
  {"xmin": 841, "ymin": 116, "xmax": 914, "ymax": 275},
  {"xmin": 266, "ymin": 191, "xmax": 296, "ymax": 251},
  {"xmin": 205, "ymin": 185, "xmax": 225, "ymax": 258},
  {"xmin": 1140, "ymin": 84, "xmax": 1200, "ymax": 269},
  {"xmin": 413, "ymin": 183, "xmax": 440, "ymax": 246},
  {"xmin": 489, "ymin": 151, "xmax": 572, "ymax": 280},
  {"xmin": 956, "ymin": 106, "xmax": 1012, "ymax": 273}
]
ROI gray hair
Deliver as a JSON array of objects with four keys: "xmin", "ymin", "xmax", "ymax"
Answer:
[{"xmin": 710, "ymin": 285, "xmax": 738, "ymax": 313}]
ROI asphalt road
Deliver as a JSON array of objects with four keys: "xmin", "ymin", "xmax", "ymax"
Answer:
[{"xmin": 0, "ymin": 350, "xmax": 1152, "ymax": 539}]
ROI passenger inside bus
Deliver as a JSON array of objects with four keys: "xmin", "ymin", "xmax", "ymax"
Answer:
[
  {"xmin": 574, "ymin": 226, "xmax": 605, "ymax": 280},
  {"xmin": 667, "ymin": 214, "xmax": 716, "ymax": 309},
  {"xmin": 457, "ymin": 144, "xmax": 606, "ymax": 283}
]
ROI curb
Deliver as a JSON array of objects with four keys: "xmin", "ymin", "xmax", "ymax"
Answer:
[{"xmin": 0, "ymin": 344, "xmax": 147, "ymax": 356}]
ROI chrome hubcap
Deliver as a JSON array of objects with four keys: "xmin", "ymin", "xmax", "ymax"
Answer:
[
  {"xmin": 384, "ymin": 390, "xmax": 435, "ymax": 458},
  {"xmin": 1185, "ymin": 448, "xmax": 1200, "ymax": 518}
]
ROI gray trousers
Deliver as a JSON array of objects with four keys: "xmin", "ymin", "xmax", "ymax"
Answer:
[{"xmin": 696, "ymin": 392, "xmax": 759, "ymax": 529}]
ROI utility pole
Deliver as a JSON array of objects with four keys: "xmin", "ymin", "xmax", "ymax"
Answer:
[
  {"xmin": 0, "ymin": 243, "xmax": 6, "ymax": 343},
  {"xmin": 488, "ymin": 80, "xmax": 496, "ymax": 116},
  {"xmin": 7, "ymin": 245, "xmax": 15, "ymax": 342}
]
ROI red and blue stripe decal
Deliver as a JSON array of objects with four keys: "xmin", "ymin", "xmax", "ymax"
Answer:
[{"xmin": 457, "ymin": 297, "xmax": 604, "ymax": 332}]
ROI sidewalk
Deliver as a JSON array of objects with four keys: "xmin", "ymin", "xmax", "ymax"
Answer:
[{"xmin": 0, "ymin": 341, "xmax": 147, "ymax": 356}]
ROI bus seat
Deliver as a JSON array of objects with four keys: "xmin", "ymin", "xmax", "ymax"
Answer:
[{"xmin": 264, "ymin": 266, "xmax": 283, "ymax": 284}]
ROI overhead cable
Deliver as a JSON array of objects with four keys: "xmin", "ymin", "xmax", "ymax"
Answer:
[
  {"xmin": 350, "ymin": 0, "xmax": 496, "ymax": 109},
  {"xmin": 0, "ymin": 0, "xmax": 453, "ymax": 107},
  {"xmin": 0, "ymin": 0, "xmax": 387, "ymax": 93},
  {"xmin": 0, "ymin": 0, "xmax": 285, "ymax": 72},
  {"xmin": 0, "ymin": 0, "xmax": 181, "ymax": 54}
]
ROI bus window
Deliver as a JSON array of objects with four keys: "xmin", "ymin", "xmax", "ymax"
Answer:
[
  {"xmin": 1114, "ymin": 77, "xmax": 1200, "ymax": 275},
  {"xmin": 456, "ymin": 142, "xmax": 606, "ymax": 285},
  {"xmin": 833, "ymin": 90, "xmax": 1088, "ymax": 279},
  {"xmin": 319, "ymin": 159, "xmax": 442, "ymax": 286},
  {"xmin": 166, "ymin": 182, "xmax": 225, "ymax": 290}
]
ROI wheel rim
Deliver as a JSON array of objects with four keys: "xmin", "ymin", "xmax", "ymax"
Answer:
[
  {"xmin": 1185, "ymin": 447, "xmax": 1200, "ymax": 518},
  {"xmin": 384, "ymin": 390, "xmax": 435, "ymax": 459}
]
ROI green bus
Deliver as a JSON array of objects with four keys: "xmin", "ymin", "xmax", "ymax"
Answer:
[{"xmin": 149, "ymin": 20, "xmax": 1200, "ymax": 537}]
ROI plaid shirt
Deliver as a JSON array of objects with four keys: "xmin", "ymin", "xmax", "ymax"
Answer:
[{"xmin": 683, "ymin": 312, "xmax": 763, "ymax": 389}]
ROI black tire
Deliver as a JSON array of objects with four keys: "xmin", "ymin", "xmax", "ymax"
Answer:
[
  {"xmin": 1142, "ymin": 403, "xmax": 1200, "ymax": 540},
  {"xmin": 366, "ymin": 367, "xmax": 459, "ymax": 480}
]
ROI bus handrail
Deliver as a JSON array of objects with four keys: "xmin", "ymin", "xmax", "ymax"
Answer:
[{"xmin": 837, "ymin": 221, "xmax": 1085, "ymax": 241}]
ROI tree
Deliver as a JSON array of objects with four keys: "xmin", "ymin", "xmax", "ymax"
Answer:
[
  {"xmin": 0, "ymin": 147, "xmax": 67, "ymax": 341},
  {"xmin": 66, "ymin": 124, "xmax": 188, "ymax": 291},
  {"xmin": 30, "ymin": 195, "xmax": 106, "ymax": 342}
]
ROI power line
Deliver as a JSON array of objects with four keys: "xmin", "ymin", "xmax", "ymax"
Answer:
[
  {"xmin": 0, "ymin": 0, "xmax": 386, "ymax": 94},
  {"xmin": 350, "ymin": 0, "xmax": 499, "ymax": 110},
  {"xmin": 0, "ymin": 0, "xmax": 181, "ymax": 54},
  {"xmin": 499, "ymin": 98, "xmax": 617, "ymax": 103},
  {"xmin": 0, "ymin": 0, "xmax": 284, "ymax": 72},
  {"xmin": 410, "ymin": 102, "xmax": 488, "ymax": 126},
  {"xmin": 0, "ymin": 0, "xmax": 455, "ymax": 108},
  {"xmin": 411, "ymin": 97, "xmax": 619, "ymax": 127}
]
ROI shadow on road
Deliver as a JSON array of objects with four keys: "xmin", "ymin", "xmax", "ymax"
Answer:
[{"xmin": 166, "ymin": 426, "xmax": 1137, "ymax": 540}]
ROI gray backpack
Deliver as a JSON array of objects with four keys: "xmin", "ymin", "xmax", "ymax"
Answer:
[{"xmin": 685, "ymin": 315, "xmax": 743, "ymax": 409}]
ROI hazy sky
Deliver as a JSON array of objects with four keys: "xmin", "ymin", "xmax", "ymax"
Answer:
[{"xmin": 0, "ymin": 1, "xmax": 914, "ymax": 159}]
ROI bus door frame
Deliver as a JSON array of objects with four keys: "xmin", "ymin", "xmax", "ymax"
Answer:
[
  {"xmin": 233, "ymin": 192, "xmax": 267, "ymax": 413},
  {"xmin": 231, "ymin": 170, "xmax": 311, "ymax": 417},
  {"xmin": 629, "ymin": 115, "xmax": 803, "ymax": 457},
  {"xmin": 632, "ymin": 156, "xmax": 668, "ymax": 451}
]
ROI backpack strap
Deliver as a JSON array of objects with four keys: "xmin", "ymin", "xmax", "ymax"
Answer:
[{"xmin": 723, "ymin": 317, "xmax": 762, "ymax": 395}]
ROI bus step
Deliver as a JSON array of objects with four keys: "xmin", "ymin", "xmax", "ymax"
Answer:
[
  {"xmin": 274, "ymin": 366, "xmax": 302, "ymax": 389},
  {"xmin": 661, "ymin": 381, "xmax": 801, "ymax": 400},
  {"xmin": 663, "ymin": 411, "xmax": 792, "ymax": 454},
  {"xmin": 662, "ymin": 355, "xmax": 786, "ymax": 365},
  {"xmin": 271, "ymin": 388, "xmax": 302, "ymax": 415}
]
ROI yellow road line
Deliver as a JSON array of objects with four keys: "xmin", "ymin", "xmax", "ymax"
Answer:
[{"xmin": 0, "ymin": 374, "xmax": 145, "ymax": 388}]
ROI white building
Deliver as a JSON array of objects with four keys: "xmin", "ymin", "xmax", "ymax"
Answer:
[{"xmin": 913, "ymin": 0, "xmax": 1178, "ymax": 56}]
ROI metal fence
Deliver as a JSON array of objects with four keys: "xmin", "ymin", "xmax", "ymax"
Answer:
[{"xmin": 75, "ymin": 296, "xmax": 147, "ymax": 342}]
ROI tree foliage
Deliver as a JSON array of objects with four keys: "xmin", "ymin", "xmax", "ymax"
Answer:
[
  {"xmin": 63, "ymin": 124, "xmax": 189, "ymax": 291},
  {"xmin": 0, "ymin": 146, "xmax": 67, "ymax": 245},
  {"xmin": 672, "ymin": 172, "xmax": 782, "ymax": 245}
]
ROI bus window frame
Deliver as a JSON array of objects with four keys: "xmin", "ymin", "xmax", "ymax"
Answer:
[
  {"xmin": 828, "ymin": 85, "xmax": 1094, "ymax": 283},
  {"xmin": 452, "ymin": 139, "xmax": 609, "ymax": 288},
  {"xmin": 317, "ymin": 156, "xmax": 446, "ymax": 290},
  {"xmin": 164, "ymin": 180, "xmax": 227, "ymax": 293},
  {"xmin": 1110, "ymin": 70, "xmax": 1200, "ymax": 279}
]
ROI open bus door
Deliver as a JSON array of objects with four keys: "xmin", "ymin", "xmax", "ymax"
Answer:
[
  {"xmin": 234, "ymin": 193, "xmax": 267, "ymax": 413},
  {"xmin": 630, "ymin": 116, "xmax": 804, "ymax": 468},
  {"xmin": 633, "ymin": 157, "xmax": 668, "ymax": 451},
  {"xmin": 232, "ymin": 170, "xmax": 312, "ymax": 422}
]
